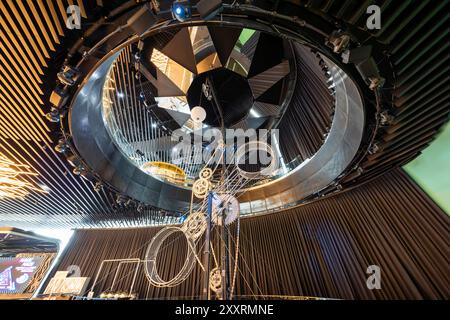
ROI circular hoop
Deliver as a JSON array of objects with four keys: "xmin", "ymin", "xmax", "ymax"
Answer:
[
  {"xmin": 144, "ymin": 226, "xmax": 197, "ymax": 287},
  {"xmin": 235, "ymin": 141, "xmax": 278, "ymax": 179}
]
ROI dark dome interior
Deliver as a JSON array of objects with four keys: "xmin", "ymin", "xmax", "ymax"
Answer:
[{"xmin": 187, "ymin": 68, "xmax": 254, "ymax": 127}]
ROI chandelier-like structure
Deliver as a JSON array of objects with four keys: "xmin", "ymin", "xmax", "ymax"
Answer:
[{"xmin": 0, "ymin": 154, "xmax": 48, "ymax": 200}]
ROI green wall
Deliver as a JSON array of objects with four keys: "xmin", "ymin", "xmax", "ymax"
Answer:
[
  {"xmin": 238, "ymin": 29, "xmax": 256, "ymax": 46},
  {"xmin": 404, "ymin": 121, "xmax": 450, "ymax": 215}
]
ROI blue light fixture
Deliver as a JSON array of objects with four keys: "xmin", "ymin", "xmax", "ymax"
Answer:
[{"xmin": 172, "ymin": 1, "xmax": 191, "ymax": 22}]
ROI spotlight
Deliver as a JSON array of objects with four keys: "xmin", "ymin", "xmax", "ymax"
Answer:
[
  {"xmin": 72, "ymin": 165, "xmax": 84, "ymax": 176},
  {"xmin": 125, "ymin": 199, "xmax": 134, "ymax": 207},
  {"xmin": 50, "ymin": 86, "xmax": 68, "ymax": 109},
  {"xmin": 137, "ymin": 40, "xmax": 145, "ymax": 52},
  {"xmin": 135, "ymin": 71, "xmax": 142, "ymax": 80},
  {"xmin": 342, "ymin": 46, "xmax": 385, "ymax": 90},
  {"xmin": 369, "ymin": 143, "xmax": 380, "ymax": 155},
  {"xmin": 57, "ymin": 65, "xmax": 80, "ymax": 86},
  {"xmin": 116, "ymin": 195, "xmax": 127, "ymax": 205},
  {"xmin": 327, "ymin": 31, "xmax": 350, "ymax": 53},
  {"xmin": 45, "ymin": 108, "xmax": 60, "ymax": 123},
  {"xmin": 172, "ymin": 1, "xmax": 191, "ymax": 22},
  {"xmin": 380, "ymin": 111, "xmax": 395, "ymax": 126},
  {"xmin": 94, "ymin": 182, "xmax": 103, "ymax": 193},
  {"xmin": 66, "ymin": 154, "xmax": 81, "ymax": 168},
  {"xmin": 78, "ymin": 167, "xmax": 93, "ymax": 181},
  {"xmin": 137, "ymin": 203, "xmax": 145, "ymax": 213},
  {"xmin": 55, "ymin": 138, "xmax": 68, "ymax": 153}
]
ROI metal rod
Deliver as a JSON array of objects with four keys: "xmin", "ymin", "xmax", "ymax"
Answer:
[{"xmin": 202, "ymin": 191, "xmax": 213, "ymax": 300}]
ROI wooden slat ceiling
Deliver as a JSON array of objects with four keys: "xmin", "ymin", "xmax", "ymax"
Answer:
[{"xmin": 0, "ymin": 0, "xmax": 448, "ymax": 229}]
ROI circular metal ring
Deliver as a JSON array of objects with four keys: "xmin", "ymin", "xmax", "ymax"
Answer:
[
  {"xmin": 144, "ymin": 226, "xmax": 197, "ymax": 287},
  {"xmin": 235, "ymin": 141, "xmax": 278, "ymax": 179}
]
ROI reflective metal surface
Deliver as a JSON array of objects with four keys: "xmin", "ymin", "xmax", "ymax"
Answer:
[
  {"xmin": 239, "ymin": 57, "xmax": 365, "ymax": 212},
  {"xmin": 70, "ymin": 53, "xmax": 192, "ymax": 212},
  {"xmin": 69, "ymin": 23, "xmax": 364, "ymax": 214}
]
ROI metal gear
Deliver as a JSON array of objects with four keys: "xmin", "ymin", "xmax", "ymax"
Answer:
[
  {"xmin": 193, "ymin": 178, "xmax": 210, "ymax": 199},
  {"xmin": 211, "ymin": 194, "xmax": 240, "ymax": 226},
  {"xmin": 183, "ymin": 211, "xmax": 207, "ymax": 241},
  {"xmin": 199, "ymin": 167, "xmax": 213, "ymax": 180},
  {"xmin": 209, "ymin": 267, "xmax": 222, "ymax": 293}
]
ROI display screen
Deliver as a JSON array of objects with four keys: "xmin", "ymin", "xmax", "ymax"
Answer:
[{"xmin": 0, "ymin": 257, "xmax": 43, "ymax": 294}]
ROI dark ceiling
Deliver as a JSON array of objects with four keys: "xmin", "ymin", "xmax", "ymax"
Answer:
[{"xmin": 0, "ymin": 0, "xmax": 448, "ymax": 229}]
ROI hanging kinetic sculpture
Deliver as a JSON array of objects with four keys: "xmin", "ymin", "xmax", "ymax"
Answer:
[
  {"xmin": 144, "ymin": 140, "xmax": 278, "ymax": 297},
  {"xmin": 0, "ymin": 154, "xmax": 48, "ymax": 200}
]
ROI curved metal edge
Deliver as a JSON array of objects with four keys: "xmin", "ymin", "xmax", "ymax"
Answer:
[
  {"xmin": 70, "ymin": 53, "xmax": 192, "ymax": 212},
  {"xmin": 68, "ymin": 16, "xmax": 366, "ymax": 215},
  {"xmin": 144, "ymin": 226, "xmax": 196, "ymax": 287},
  {"xmin": 239, "ymin": 56, "xmax": 365, "ymax": 211}
]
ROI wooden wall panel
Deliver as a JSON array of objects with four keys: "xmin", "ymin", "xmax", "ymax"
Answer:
[{"xmin": 50, "ymin": 169, "xmax": 450, "ymax": 299}]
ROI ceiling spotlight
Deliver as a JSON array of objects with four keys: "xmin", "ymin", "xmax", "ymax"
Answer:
[
  {"xmin": 116, "ymin": 195, "xmax": 127, "ymax": 205},
  {"xmin": 93, "ymin": 182, "xmax": 103, "ymax": 193},
  {"xmin": 57, "ymin": 65, "xmax": 80, "ymax": 86},
  {"xmin": 135, "ymin": 71, "xmax": 142, "ymax": 80},
  {"xmin": 66, "ymin": 154, "xmax": 81, "ymax": 168},
  {"xmin": 72, "ymin": 165, "xmax": 85, "ymax": 176},
  {"xmin": 45, "ymin": 108, "xmax": 60, "ymax": 123},
  {"xmin": 380, "ymin": 110, "xmax": 395, "ymax": 126},
  {"xmin": 327, "ymin": 31, "xmax": 350, "ymax": 53},
  {"xmin": 152, "ymin": 123, "xmax": 158, "ymax": 128},
  {"xmin": 117, "ymin": 92, "xmax": 125, "ymax": 99},
  {"xmin": 137, "ymin": 203, "xmax": 145, "ymax": 213},
  {"xmin": 55, "ymin": 139, "xmax": 68, "ymax": 153},
  {"xmin": 50, "ymin": 86, "xmax": 69, "ymax": 109},
  {"xmin": 172, "ymin": 1, "xmax": 191, "ymax": 22},
  {"xmin": 125, "ymin": 199, "xmax": 134, "ymax": 208}
]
